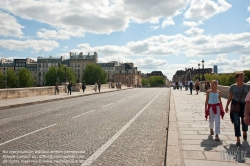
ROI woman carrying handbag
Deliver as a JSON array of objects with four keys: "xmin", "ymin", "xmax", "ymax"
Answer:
[{"xmin": 225, "ymin": 72, "xmax": 250, "ymax": 146}]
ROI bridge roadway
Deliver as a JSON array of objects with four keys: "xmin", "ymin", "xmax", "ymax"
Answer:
[{"xmin": 0, "ymin": 88, "xmax": 170, "ymax": 166}]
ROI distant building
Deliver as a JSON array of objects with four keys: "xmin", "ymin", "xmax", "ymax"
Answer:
[
  {"xmin": 37, "ymin": 56, "xmax": 64, "ymax": 86},
  {"xmin": 0, "ymin": 58, "xmax": 14, "ymax": 75},
  {"xmin": 69, "ymin": 52, "xmax": 98, "ymax": 83},
  {"xmin": 172, "ymin": 67, "xmax": 213, "ymax": 82},
  {"xmin": 213, "ymin": 65, "xmax": 218, "ymax": 74}
]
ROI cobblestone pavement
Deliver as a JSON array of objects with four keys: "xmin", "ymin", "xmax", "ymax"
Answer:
[
  {"xmin": 168, "ymin": 88, "xmax": 250, "ymax": 166},
  {"xmin": 0, "ymin": 88, "xmax": 170, "ymax": 166}
]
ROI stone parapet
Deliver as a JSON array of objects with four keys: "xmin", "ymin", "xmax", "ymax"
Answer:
[{"xmin": 0, "ymin": 84, "xmax": 112, "ymax": 100}]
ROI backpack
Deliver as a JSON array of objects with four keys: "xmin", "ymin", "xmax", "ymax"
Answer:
[{"xmin": 190, "ymin": 82, "xmax": 193, "ymax": 86}]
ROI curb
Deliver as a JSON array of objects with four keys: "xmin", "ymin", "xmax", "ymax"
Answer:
[{"xmin": 0, "ymin": 88, "xmax": 131, "ymax": 110}]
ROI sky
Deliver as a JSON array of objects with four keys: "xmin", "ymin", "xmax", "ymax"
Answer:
[{"xmin": 0, "ymin": 0, "xmax": 250, "ymax": 80}]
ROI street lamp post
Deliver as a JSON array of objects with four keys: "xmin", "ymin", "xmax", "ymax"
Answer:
[
  {"xmin": 77, "ymin": 65, "xmax": 80, "ymax": 83},
  {"xmin": 107, "ymin": 71, "xmax": 110, "ymax": 82},
  {"xmin": 198, "ymin": 63, "xmax": 200, "ymax": 81},
  {"xmin": 201, "ymin": 60, "xmax": 205, "ymax": 81},
  {"xmin": 64, "ymin": 65, "xmax": 67, "ymax": 82}
]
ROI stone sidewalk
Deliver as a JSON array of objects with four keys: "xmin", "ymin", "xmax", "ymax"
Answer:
[
  {"xmin": 167, "ymin": 88, "xmax": 250, "ymax": 166},
  {"xmin": 0, "ymin": 87, "xmax": 131, "ymax": 110}
]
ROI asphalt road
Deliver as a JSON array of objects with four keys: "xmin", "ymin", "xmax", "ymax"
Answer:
[{"xmin": 0, "ymin": 88, "xmax": 170, "ymax": 166}]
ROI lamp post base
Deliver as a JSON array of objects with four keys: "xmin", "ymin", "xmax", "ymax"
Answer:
[
  {"xmin": 62, "ymin": 82, "xmax": 69, "ymax": 93},
  {"xmin": 74, "ymin": 83, "xmax": 82, "ymax": 92}
]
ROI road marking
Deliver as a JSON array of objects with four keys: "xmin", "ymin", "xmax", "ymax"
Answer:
[
  {"xmin": 117, "ymin": 99, "xmax": 125, "ymax": 102},
  {"xmin": 72, "ymin": 110, "xmax": 95, "ymax": 119},
  {"xmin": 81, "ymin": 89, "xmax": 164, "ymax": 166},
  {"xmin": 102, "ymin": 103, "xmax": 113, "ymax": 108},
  {"xmin": 0, "ymin": 124, "xmax": 56, "ymax": 146}
]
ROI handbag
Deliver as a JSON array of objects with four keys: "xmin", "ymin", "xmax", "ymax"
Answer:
[{"xmin": 230, "ymin": 85, "xmax": 245, "ymax": 113}]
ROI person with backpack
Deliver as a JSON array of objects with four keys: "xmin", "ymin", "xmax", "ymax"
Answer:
[
  {"xmin": 82, "ymin": 83, "xmax": 86, "ymax": 94},
  {"xmin": 67, "ymin": 82, "xmax": 72, "ymax": 95},
  {"xmin": 188, "ymin": 79, "xmax": 194, "ymax": 95}
]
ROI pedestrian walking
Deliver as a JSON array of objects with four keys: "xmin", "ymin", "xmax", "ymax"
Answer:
[
  {"xmin": 94, "ymin": 82, "xmax": 97, "ymax": 92},
  {"xmin": 188, "ymin": 79, "xmax": 194, "ymax": 95},
  {"xmin": 54, "ymin": 82, "xmax": 59, "ymax": 95},
  {"xmin": 67, "ymin": 82, "xmax": 72, "ymax": 95},
  {"xmin": 82, "ymin": 83, "xmax": 86, "ymax": 94},
  {"xmin": 179, "ymin": 81, "xmax": 182, "ymax": 90},
  {"xmin": 205, "ymin": 81, "xmax": 211, "ymax": 91},
  {"xmin": 194, "ymin": 79, "xmax": 200, "ymax": 94},
  {"xmin": 98, "ymin": 82, "xmax": 101, "ymax": 92},
  {"xmin": 244, "ymin": 90, "xmax": 250, "ymax": 125},
  {"xmin": 205, "ymin": 80, "xmax": 225, "ymax": 141},
  {"xmin": 225, "ymin": 72, "xmax": 250, "ymax": 146}
]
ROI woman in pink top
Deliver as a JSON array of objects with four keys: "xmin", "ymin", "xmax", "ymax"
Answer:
[{"xmin": 244, "ymin": 90, "xmax": 250, "ymax": 125}]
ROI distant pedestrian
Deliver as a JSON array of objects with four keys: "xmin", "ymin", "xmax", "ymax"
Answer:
[
  {"xmin": 98, "ymin": 82, "xmax": 101, "ymax": 92},
  {"xmin": 94, "ymin": 82, "xmax": 97, "ymax": 92},
  {"xmin": 54, "ymin": 82, "xmax": 59, "ymax": 95},
  {"xmin": 67, "ymin": 82, "xmax": 72, "ymax": 95},
  {"xmin": 188, "ymin": 79, "xmax": 194, "ymax": 95},
  {"xmin": 205, "ymin": 80, "xmax": 224, "ymax": 141},
  {"xmin": 205, "ymin": 81, "xmax": 211, "ymax": 91},
  {"xmin": 194, "ymin": 79, "xmax": 200, "ymax": 94},
  {"xmin": 82, "ymin": 83, "xmax": 86, "ymax": 94},
  {"xmin": 179, "ymin": 81, "xmax": 182, "ymax": 90}
]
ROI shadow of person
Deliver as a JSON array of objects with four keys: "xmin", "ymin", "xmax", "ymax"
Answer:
[
  {"xmin": 200, "ymin": 135, "xmax": 223, "ymax": 151},
  {"xmin": 222, "ymin": 141, "xmax": 250, "ymax": 163}
]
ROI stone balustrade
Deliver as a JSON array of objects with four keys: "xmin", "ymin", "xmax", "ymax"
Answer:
[{"xmin": 0, "ymin": 84, "xmax": 112, "ymax": 100}]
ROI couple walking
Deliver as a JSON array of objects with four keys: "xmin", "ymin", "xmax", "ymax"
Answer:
[
  {"xmin": 93, "ymin": 82, "xmax": 101, "ymax": 92},
  {"xmin": 205, "ymin": 72, "xmax": 250, "ymax": 146}
]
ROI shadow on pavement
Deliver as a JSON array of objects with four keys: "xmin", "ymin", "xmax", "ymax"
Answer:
[{"xmin": 200, "ymin": 135, "xmax": 223, "ymax": 151}]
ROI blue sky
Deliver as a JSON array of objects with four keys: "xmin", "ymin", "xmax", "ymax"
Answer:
[{"xmin": 0, "ymin": 0, "xmax": 250, "ymax": 80}]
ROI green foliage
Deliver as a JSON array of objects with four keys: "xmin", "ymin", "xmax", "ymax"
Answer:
[
  {"xmin": 149, "ymin": 76, "xmax": 165, "ymax": 87},
  {"xmin": 44, "ymin": 66, "xmax": 58, "ymax": 86},
  {"xmin": 18, "ymin": 68, "xmax": 35, "ymax": 87},
  {"xmin": 243, "ymin": 70, "xmax": 250, "ymax": 82},
  {"xmin": 6, "ymin": 69, "xmax": 18, "ymax": 88},
  {"xmin": 204, "ymin": 72, "xmax": 249, "ymax": 86},
  {"xmin": 82, "ymin": 64, "xmax": 106, "ymax": 84},
  {"xmin": 0, "ymin": 72, "xmax": 5, "ymax": 89},
  {"xmin": 44, "ymin": 65, "xmax": 76, "ymax": 86},
  {"xmin": 142, "ymin": 78, "xmax": 150, "ymax": 87}
]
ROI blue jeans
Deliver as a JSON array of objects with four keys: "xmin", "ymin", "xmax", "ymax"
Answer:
[
  {"xmin": 231, "ymin": 102, "xmax": 248, "ymax": 137},
  {"xmin": 189, "ymin": 86, "xmax": 193, "ymax": 94}
]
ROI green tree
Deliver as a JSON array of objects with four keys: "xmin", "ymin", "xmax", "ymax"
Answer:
[
  {"xmin": 149, "ymin": 76, "xmax": 165, "ymax": 87},
  {"xmin": 82, "ymin": 64, "xmax": 106, "ymax": 84},
  {"xmin": 18, "ymin": 68, "xmax": 35, "ymax": 87},
  {"xmin": 44, "ymin": 66, "xmax": 58, "ymax": 86},
  {"xmin": 142, "ymin": 78, "xmax": 150, "ymax": 87},
  {"xmin": 243, "ymin": 70, "xmax": 250, "ymax": 82},
  {"xmin": 44, "ymin": 65, "xmax": 76, "ymax": 86},
  {"xmin": 227, "ymin": 74, "xmax": 236, "ymax": 86},
  {"xmin": 6, "ymin": 69, "xmax": 18, "ymax": 88},
  {"xmin": 0, "ymin": 72, "xmax": 5, "ymax": 89}
]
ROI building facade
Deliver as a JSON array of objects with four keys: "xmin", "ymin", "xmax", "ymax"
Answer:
[
  {"xmin": 213, "ymin": 65, "xmax": 218, "ymax": 74},
  {"xmin": 172, "ymin": 67, "xmax": 212, "ymax": 82},
  {"xmin": 69, "ymin": 52, "xmax": 98, "ymax": 83},
  {"xmin": 37, "ymin": 56, "xmax": 64, "ymax": 86}
]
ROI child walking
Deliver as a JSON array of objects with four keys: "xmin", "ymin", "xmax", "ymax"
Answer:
[{"xmin": 205, "ymin": 80, "xmax": 225, "ymax": 141}]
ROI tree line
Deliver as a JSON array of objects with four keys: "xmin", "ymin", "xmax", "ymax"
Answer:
[
  {"xmin": 0, "ymin": 64, "xmax": 108, "ymax": 89},
  {"xmin": 142, "ymin": 76, "xmax": 166, "ymax": 87}
]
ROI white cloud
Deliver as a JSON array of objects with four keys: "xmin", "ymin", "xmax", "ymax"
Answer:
[
  {"xmin": 161, "ymin": 18, "xmax": 175, "ymax": 28},
  {"xmin": 36, "ymin": 29, "xmax": 85, "ymax": 40},
  {"xmin": 185, "ymin": 0, "xmax": 232, "ymax": 20},
  {"xmin": 185, "ymin": 28, "xmax": 204, "ymax": 36},
  {"xmin": 70, "ymin": 33, "xmax": 250, "ymax": 60},
  {"xmin": 0, "ymin": 39, "xmax": 59, "ymax": 52},
  {"xmin": 248, "ymin": 6, "xmax": 250, "ymax": 11},
  {"xmin": 183, "ymin": 20, "xmax": 203, "ymax": 28},
  {"xmin": 150, "ymin": 26, "xmax": 160, "ymax": 30},
  {"xmin": 246, "ymin": 17, "xmax": 250, "ymax": 24},
  {"xmin": 0, "ymin": 0, "xmax": 188, "ymax": 34},
  {"xmin": 0, "ymin": 11, "xmax": 24, "ymax": 37}
]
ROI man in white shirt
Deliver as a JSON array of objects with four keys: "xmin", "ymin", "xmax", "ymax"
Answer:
[
  {"xmin": 179, "ymin": 81, "xmax": 182, "ymax": 90},
  {"xmin": 188, "ymin": 79, "xmax": 194, "ymax": 95}
]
